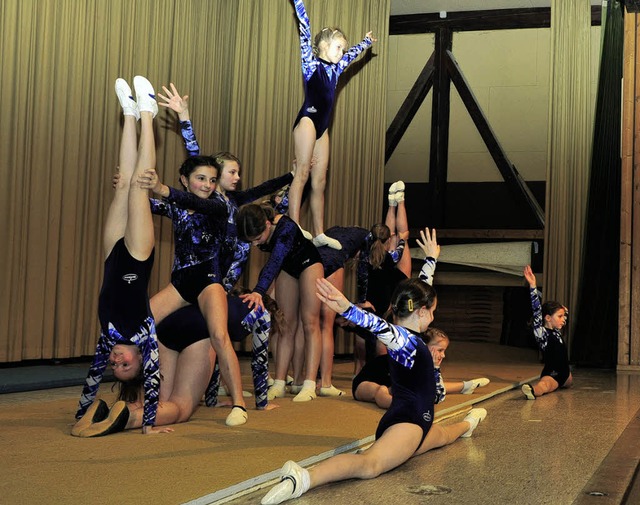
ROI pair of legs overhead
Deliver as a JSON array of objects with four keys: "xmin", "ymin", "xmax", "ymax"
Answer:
[
  {"xmin": 261, "ymin": 409, "xmax": 487, "ymax": 504},
  {"xmin": 386, "ymin": 180, "xmax": 411, "ymax": 277},
  {"xmin": 105, "ymin": 79, "xmax": 156, "ymax": 263},
  {"xmin": 288, "ymin": 118, "xmax": 341, "ymax": 250},
  {"xmin": 269, "ymin": 263, "xmax": 324, "ymax": 402},
  {"xmin": 150, "ymin": 282, "xmax": 248, "ymax": 426},
  {"xmin": 73, "ymin": 77, "xmax": 168, "ymax": 437}
]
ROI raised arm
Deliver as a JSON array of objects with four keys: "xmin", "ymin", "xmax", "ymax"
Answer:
[
  {"xmin": 524, "ymin": 265, "xmax": 547, "ymax": 350},
  {"xmin": 292, "ymin": 0, "xmax": 317, "ymax": 81},
  {"xmin": 316, "ymin": 278, "xmax": 419, "ymax": 369},
  {"xmin": 416, "ymin": 228, "xmax": 440, "ymax": 286},
  {"xmin": 157, "ymin": 83, "xmax": 200, "ymax": 157},
  {"xmin": 336, "ymin": 32, "xmax": 374, "ymax": 74}
]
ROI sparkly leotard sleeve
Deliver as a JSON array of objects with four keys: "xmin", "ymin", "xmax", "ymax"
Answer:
[{"xmin": 179, "ymin": 119, "xmax": 200, "ymax": 157}]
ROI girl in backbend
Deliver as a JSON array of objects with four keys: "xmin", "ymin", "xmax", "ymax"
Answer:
[{"xmin": 287, "ymin": 0, "xmax": 376, "ymax": 250}]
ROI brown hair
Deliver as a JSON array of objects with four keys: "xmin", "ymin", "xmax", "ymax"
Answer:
[{"xmin": 369, "ymin": 223, "xmax": 390, "ymax": 269}]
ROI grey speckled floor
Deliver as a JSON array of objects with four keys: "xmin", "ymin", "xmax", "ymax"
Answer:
[{"xmin": 220, "ymin": 369, "xmax": 640, "ymax": 505}]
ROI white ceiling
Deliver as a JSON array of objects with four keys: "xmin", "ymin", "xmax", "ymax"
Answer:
[{"xmin": 390, "ymin": 0, "xmax": 603, "ymax": 16}]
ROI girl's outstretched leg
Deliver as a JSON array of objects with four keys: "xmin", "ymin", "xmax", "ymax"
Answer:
[
  {"xmin": 125, "ymin": 76, "xmax": 157, "ymax": 261},
  {"xmin": 104, "ymin": 79, "xmax": 139, "ymax": 257}
]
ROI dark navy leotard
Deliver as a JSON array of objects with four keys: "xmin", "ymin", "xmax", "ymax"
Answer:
[
  {"xmin": 317, "ymin": 226, "xmax": 369, "ymax": 277},
  {"xmin": 340, "ymin": 304, "xmax": 435, "ymax": 448},
  {"xmin": 292, "ymin": 0, "xmax": 373, "ymax": 138},
  {"xmin": 155, "ymin": 297, "xmax": 272, "ymax": 408},
  {"xmin": 253, "ymin": 215, "xmax": 322, "ymax": 295},
  {"xmin": 77, "ymin": 238, "xmax": 160, "ymax": 427}
]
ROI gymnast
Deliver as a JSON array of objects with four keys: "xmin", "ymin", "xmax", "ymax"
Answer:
[
  {"xmin": 260, "ymin": 230, "xmax": 487, "ymax": 504},
  {"xmin": 286, "ymin": 0, "xmax": 376, "ymax": 250},
  {"xmin": 145, "ymin": 85, "xmax": 294, "ymax": 426},
  {"xmin": 521, "ymin": 265, "xmax": 573, "ymax": 400},
  {"xmin": 354, "ymin": 327, "xmax": 491, "ymax": 409},
  {"xmin": 72, "ymin": 76, "xmax": 168, "ymax": 436},
  {"xmin": 236, "ymin": 203, "xmax": 324, "ymax": 402}
]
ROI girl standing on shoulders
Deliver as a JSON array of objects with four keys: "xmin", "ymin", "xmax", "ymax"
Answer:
[{"xmin": 287, "ymin": 0, "xmax": 376, "ymax": 250}]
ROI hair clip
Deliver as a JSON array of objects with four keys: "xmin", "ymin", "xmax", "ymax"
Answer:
[{"xmin": 407, "ymin": 299, "xmax": 414, "ymax": 312}]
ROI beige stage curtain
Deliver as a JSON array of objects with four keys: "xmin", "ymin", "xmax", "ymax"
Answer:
[
  {"xmin": 544, "ymin": 0, "xmax": 593, "ymax": 349},
  {"xmin": 0, "ymin": 0, "xmax": 389, "ymax": 362}
]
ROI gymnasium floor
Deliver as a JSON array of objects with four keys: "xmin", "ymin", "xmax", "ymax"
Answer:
[{"xmin": 1, "ymin": 344, "xmax": 640, "ymax": 505}]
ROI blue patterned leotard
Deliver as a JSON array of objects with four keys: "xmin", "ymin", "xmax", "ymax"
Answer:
[
  {"xmin": 292, "ymin": 0, "xmax": 373, "ymax": 138},
  {"xmin": 340, "ymin": 304, "xmax": 436, "ymax": 447},
  {"xmin": 159, "ymin": 119, "xmax": 293, "ymax": 294}
]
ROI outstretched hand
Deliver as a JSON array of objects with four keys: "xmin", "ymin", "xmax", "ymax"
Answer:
[
  {"xmin": 366, "ymin": 31, "xmax": 377, "ymax": 42},
  {"xmin": 416, "ymin": 227, "xmax": 440, "ymax": 260},
  {"xmin": 157, "ymin": 83, "xmax": 190, "ymax": 120},
  {"xmin": 523, "ymin": 265, "xmax": 536, "ymax": 288},
  {"xmin": 316, "ymin": 278, "xmax": 351, "ymax": 314}
]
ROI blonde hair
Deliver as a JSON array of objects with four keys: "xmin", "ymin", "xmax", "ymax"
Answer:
[
  {"xmin": 424, "ymin": 327, "xmax": 449, "ymax": 346},
  {"xmin": 313, "ymin": 27, "xmax": 347, "ymax": 57}
]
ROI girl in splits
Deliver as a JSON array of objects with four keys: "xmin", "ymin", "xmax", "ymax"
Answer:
[
  {"xmin": 521, "ymin": 265, "xmax": 572, "ymax": 400},
  {"xmin": 73, "ymin": 76, "xmax": 171, "ymax": 436},
  {"xmin": 261, "ymin": 233, "xmax": 487, "ymax": 505},
  {"xmin": 237, "ymin": 203, "xmax": 324, "ymax": 403},
  {"xmin": 287, "ymin": 0, "xmax": 376, "ymax": 250}
]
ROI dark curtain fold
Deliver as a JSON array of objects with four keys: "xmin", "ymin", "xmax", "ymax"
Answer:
[{"xmin": 572, "ymin": 0, "xmax": 623, "ymax": 367}]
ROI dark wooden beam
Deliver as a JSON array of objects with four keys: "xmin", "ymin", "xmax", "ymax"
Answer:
[
  {"xmin": 445, "ymin": 50, "xmax": 545, "ymax": 227},
  {"xmin": 385, "ymin": 52, "xmax": 435, "ymax": 163},
  {"xmin": 428, "ymin": 27, "xmax": 453, "ymax": 227},
  {"xmin": 390, "ymin": 6, "xmax": 602, "ymax": 35}
]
